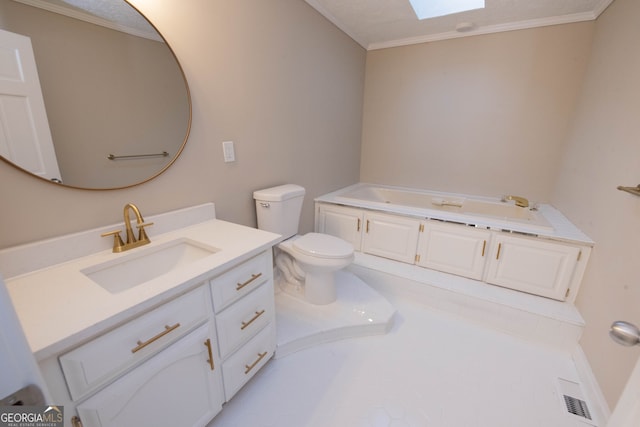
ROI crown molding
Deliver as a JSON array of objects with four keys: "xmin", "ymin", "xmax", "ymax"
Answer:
[
  {"xmin": 306, "ymin": 0, "xmax": 617, "ymax": 51},
  {"xmin": 368, "ymin": 10, "xmax": 606, "ymax": 51}
]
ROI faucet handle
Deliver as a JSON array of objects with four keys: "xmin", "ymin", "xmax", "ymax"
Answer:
[
  {"xmin": 501, "ymin": 195, "xmax": 529, "ymax": 208},
  {"xmin": 136, "ymin": 222, "xmax": 154, "ymax": 243},
  {"xmin": 101, "ymin": 229, "xmax": 125, "ymax": 253}
]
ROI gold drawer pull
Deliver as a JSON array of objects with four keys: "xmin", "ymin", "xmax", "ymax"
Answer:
[
  {"xmin": 131, "ymin": 323, "xmax": 181, "ymax": 353},
  {"xmin": 204, "ymin": 338, "xmax": 215, "ymax": 371},
  {"xmin": 496, "ymin": 243, "xmax": 502, "ymax": 260},
  {"xmin": 244, "ymin": 351, "xmax": 268, "ymax": 374},
  {"xmin": 236, "ymin": 273, "xmax": 263, "ymax": 291},
  {"xmin": 481, "ymin": 240, "xmax": 486, "ymax": 257},
  {"xmin": 241, "ymin": 310, "xmax": 266, "ymax": 330},
  {"xmin": 71, "ymin": 416, "xmax": 83, "ymax": 427}
]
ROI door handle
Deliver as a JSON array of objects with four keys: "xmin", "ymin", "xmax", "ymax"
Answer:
[
  {"xmin": 131, "ymin": 323, "xmax": 180, "ymax": 353},
  {"xmin": 610, "ymin": 321, "xmax": 640, "ymax": 346},
  {"xmin": 204, "ymin": 338, "xmax": 215, "ymax": 370},
  {"xmin": 236, "ymin": 273, "xmax": 262, "ymax": 291}
]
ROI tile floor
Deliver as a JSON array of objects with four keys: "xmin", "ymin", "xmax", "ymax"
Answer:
[{"xmin": 207, "ymin": 289, "xmax": 594, "ymax": 427}]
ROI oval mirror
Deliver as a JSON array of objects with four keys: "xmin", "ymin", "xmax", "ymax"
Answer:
[{"xmin": 0, "ymin": 0, "xmax": 191, "ymax": 190}]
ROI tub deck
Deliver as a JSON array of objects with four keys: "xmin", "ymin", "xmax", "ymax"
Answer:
[{"xmin": 316, "ymin": 183, "xmax": 593, "ymax": 244}]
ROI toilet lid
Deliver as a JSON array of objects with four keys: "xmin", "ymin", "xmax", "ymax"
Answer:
[{"xmin": 293, "ymin": 233, "xmax": 353, "ymax": 259}]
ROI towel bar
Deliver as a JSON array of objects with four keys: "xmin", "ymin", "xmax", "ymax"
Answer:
[
  {"xmin": 107, "ymin": 151, "xmax": 169, "ymax": 160},
  {"xmin": 617, "ymin": 185, "xmax": 640, "ymax": 197}
]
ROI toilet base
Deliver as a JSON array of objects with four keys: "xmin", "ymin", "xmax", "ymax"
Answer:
[
  {"xmin": 276, "ymin": 270, "xmax": 337, "ymax": 305},
  {"xmin": 275, "ymin": 247, "xmax": 343, "ymax": 305},
  {"xmin": 278, "ymin": 277, "xmax": 305, "ymax": 300},
  {"xmin": 304, "ymin": 271, "xmax": 337, "ymax": 305}
]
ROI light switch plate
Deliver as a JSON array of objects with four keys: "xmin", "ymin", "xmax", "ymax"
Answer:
[{"xmin": 222, "ymin": 141, "xmax": 235, "ymax": 162}]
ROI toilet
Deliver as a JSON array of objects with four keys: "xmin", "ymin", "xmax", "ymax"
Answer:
[{"xmin": 253, "ymin": 184, "xmax": 354, "ymax": 305}]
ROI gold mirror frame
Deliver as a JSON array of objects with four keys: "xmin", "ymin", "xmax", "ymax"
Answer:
[{"xmin": 0, "ymin": 0, "xmax": 191, "ymax": 190}]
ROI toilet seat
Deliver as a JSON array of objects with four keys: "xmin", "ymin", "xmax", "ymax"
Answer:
[{"xmin": 292, "ymin": 233, "xmax": 353, "ymax": 259}]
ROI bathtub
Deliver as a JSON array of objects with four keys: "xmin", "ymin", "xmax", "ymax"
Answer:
[{"xmin": 316, "ymin": 183, "xmax": 555, "ymax": 235}]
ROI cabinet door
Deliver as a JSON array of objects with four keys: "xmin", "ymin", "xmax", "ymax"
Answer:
[
  {"xmin": 316, "ymin": 204, "xmax": 363, "ymax": 250},
  {"xmin": 222, "ymin": 322, "xmax": 275, "ymax": 401},
  {"xmin": 485, "ymin": 234, "xmax": 581, "ymax": 301},
  {"xmin": 216, "ymin": 281, "xmax": 274, "ymax": 358},
  {"xmin": 60, "ymin": 285, "xmax": 212, "ymax": 401},
  {"xmin": 362, "ymin": 213, "xmax": 421, "ymax": 264},
  {"xmin": 76, "ymin": 323, "xmax": 223, "ymax": 427},
  {"xmin": 417, "ymin": 221, "xmax": 490, "ymax": 280}
]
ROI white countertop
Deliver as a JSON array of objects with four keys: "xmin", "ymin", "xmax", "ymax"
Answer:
[{"xmin": 5, "ymin": 218, "xmax": 280, "ymax": 361}]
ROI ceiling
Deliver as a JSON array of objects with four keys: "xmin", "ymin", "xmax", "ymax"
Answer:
[
  {"xmin": 305, "ymin": 0, "xmax": 615, "ymax": 50},
  {"xmin": 12, "ymin": 0, "xmax": 160, "ymax": 40}
]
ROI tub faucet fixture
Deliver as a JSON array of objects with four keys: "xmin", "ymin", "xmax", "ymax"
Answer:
[
  {"xmin": 101, "ymin": 203, "xmax": 154, "ymax": 252},
  {"xmin": 501, "ymin": 195, "xmax": 529, "ymax": 208}
]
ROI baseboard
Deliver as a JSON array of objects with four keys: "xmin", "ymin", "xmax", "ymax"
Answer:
[{"xmin": 573, "ymin": 345, "xmax": 611, "ymax": 426}]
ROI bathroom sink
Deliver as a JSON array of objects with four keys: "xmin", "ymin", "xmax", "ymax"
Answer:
[{"xmin": 82, "ymin": 238, "xmax": 219, "ymax": 294}]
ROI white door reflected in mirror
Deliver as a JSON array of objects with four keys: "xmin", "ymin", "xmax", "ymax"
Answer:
[{"xmin": 0, "ymin": 29, "xmax": 61, "ymax": 183}]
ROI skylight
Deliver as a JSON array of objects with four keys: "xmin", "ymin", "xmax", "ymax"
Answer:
[{"xmin": 408, "ymin": 0, "xmax": 485, "ymax": 20}]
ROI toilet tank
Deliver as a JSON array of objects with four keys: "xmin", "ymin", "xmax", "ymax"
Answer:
[{"xmin": 253, "ymin": 184, "xmax": 305, "ymax": 239}]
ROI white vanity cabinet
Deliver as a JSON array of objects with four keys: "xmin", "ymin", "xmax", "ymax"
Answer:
[
  {"xmin": 44, "ymin": 250, "xmax": 276, "ymax": 427},
  {"xmin": 485, "ymin": 233, "xmax": 585, "ymax": 301},
  {"xmin": 416, "ymin": 221, "xmax": 490, "ymax": 280},
  {"xmin": 316, "ymin": 204, "xmax": 421, "ymax": 264},
  {"xmin": 75, "ymin": 322, "xmax": 223, "ymax": 427}
]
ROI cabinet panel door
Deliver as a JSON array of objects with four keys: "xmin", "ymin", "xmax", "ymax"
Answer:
[
  {"xmin": 210, "ymin": 251, "xmax": 272, "ymax": 313},
  {"xmin": 216, "ymin": 281, "xmax": 274, "ymax": 358},
  {"xmin": 362, "ymin": 213, "xmax": 420, "ymax": 264},
  {"xmin": 222, "ymin": 322, "xmax": 275, "ymax": 401},
  {"xmin": 485, "ymin": 234, "xmax": 580, "ymax": 301},
  {"xmin": 76, "ymin": 323, "xmax": 223, "ymax": 427},
  {"xmin": 60, "ymin": 285, "xmax": 212, "ymax": 401},
  {"xmin": 316, "ymin": 205, "xmax": 363, "ymax": 250},
  {"xmin": 417, "ymin": 222, "xmax": 490, "ymax": 280}
]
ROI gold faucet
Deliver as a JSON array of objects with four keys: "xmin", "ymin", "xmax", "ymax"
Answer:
[
  {"xmin": 101, "ymin": 203, "xmax": 154, "ymax": 252},
  {"xmin": 502, "ymin": 195, "xmax": 529, "ymax": 208}
]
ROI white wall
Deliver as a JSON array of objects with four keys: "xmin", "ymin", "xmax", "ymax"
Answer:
[
  {"xmin": 360, "ymin": 23, "xmax": 595, "ymax": 203},
  {"xmin": 0, "ymin": 0, "xmax": 366, "ymax": 249},
  {"xmin": 552, "ymin": 0, "xmax": 640, "ymax": 408}
]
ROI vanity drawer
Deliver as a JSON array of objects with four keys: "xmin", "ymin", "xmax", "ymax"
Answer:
[
  {"xmin": 210, "ymin": 251, "xmax": 272, "ymax": 312},
  {"xmin": 216, "ymin": 280, "xmax": 274, "ymax": 358},
  {"xmin": 222, "ymin": 321, "xmax": 275, "ymax": 401},
  {"xmin": 60, "ymin": 285, "xmax": 212, "ymax": 401}
]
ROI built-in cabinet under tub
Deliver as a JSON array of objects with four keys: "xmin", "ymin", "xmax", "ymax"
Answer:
[{"xmin": 315, "ymin": 184, "xmax": 593, "ymax": 303}]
